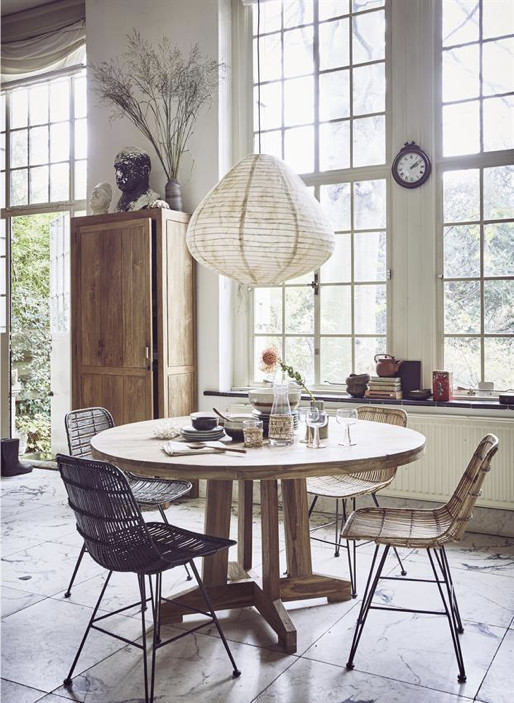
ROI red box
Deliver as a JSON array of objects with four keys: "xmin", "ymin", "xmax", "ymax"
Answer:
[{"xmin": 432, "ymin": 371, "xmax": 453, "ymax": 401}]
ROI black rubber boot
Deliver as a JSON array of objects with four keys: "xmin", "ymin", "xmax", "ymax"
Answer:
[{"xmin": 1, "ymin": 438, "xmax": 33, "ymax": 476}]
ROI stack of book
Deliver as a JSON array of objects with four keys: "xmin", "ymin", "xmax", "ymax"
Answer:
[{"xmin": 365, "ymin": 376, "xmax": 403, "ymax": 399}]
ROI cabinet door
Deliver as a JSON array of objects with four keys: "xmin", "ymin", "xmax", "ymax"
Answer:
[{"xmin": 72, "ymin": 216, "xmax": 153, "ymax": 424}]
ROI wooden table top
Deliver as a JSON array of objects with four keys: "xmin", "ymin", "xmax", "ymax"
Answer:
[{"xmin": 90, "ymin": 417, "xmax": 426, "ymax": 481}]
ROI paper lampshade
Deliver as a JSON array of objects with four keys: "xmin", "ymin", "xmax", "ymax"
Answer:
[{"xmin": 186, "ymin": 154, "xmax": 335, "ymax": 285}]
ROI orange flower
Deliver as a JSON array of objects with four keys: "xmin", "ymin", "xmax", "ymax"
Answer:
[{"xmin": 259, "ymin": 346, "xmax": 279, "ymax": 373}]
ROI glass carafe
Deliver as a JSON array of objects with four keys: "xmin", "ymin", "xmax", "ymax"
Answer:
[{"xmin": 268, "ymin": 382, "xmax": 294, "ymax": 446}]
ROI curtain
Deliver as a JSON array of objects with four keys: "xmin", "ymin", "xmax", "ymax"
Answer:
[{"xmin": 1, "ymin": 0, "xmax": 85, "ymax": 85}]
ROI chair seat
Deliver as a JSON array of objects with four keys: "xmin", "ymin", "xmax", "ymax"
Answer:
[
  {"xmin": 342, "ymin": 505, "xmax": 457, "ymax": 548},
  {"xmin": 126, "ymin": 474, "xmax": 192, "ymax": 506},
  {"xmin": 306, "ymin": 473, "xmax": 394, "ymax": 499}
]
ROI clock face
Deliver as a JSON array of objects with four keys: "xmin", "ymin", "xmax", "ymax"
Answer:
[{"xmin": 392, "ymin": 145, "xmax": 431, "ymax": 188}]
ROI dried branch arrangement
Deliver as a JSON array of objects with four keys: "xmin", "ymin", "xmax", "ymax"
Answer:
[{"xmin": 91, "ymin": 30, "xmax": 224, "ymax": 180}]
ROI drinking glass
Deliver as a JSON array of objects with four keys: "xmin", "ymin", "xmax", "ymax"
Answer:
[
  {"xmin": 306, "ymin": 408, "xmax": 328, "ymax": 449},
  {"xmin": 336, "ymin": 409, "xmax": 358, "ymax": 446},
  {"xmin": 297, "ymin": 407, "xmax": 310, "ymax": 444}
]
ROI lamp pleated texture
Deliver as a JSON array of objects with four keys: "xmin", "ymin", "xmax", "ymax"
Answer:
[{"xmin": 186, "ymin": 154, "xmax": 335, "ymax": 285}]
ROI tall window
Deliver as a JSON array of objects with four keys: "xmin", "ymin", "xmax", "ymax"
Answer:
[
  {"xmin": 252, "ymin": 0, "xmax": 387, "ymax": 386},
  {"xmin": 441, "ymin": 0, "xmax": 514, "ymax": 390}
]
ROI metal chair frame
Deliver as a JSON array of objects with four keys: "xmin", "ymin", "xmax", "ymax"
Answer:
[
  {"xmin": 57, "ymin": 453, "xmax": 240, "ymax": 703},
  {"xmin": 64, "ymin": 407, "xmax": 193, "ymax": 595}
]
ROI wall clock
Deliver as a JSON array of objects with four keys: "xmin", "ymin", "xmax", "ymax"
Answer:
[{"xmin": 391, "ymin": 141, "xmax": 431, "ymax": 189}]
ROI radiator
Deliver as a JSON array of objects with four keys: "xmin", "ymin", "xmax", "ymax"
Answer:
[{"xmin": 384, "ymin": 414, "xmax": 514, "ymax": 510}]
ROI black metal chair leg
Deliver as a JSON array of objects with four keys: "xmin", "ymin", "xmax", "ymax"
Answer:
[
  {"xmin": 158, "ymin": 506, "xmax": 192, "ymax": 581},
  {"xmin": 427, "ymin": 549, "xmax": 467, "ymax": 683},
  {"xmin": 334, "ymin": 499, "xmax": 340, "ymax": 557},
  {"xmin": 308, "ymin": 495, "xmax": 318, "ymax": 517},
  {"xmin": 346, "ymin": 545, "xmax": 390, "ymax": 670},
  {"xmin": 138, "ymin": 574, "xmax": 151, "ymax": 703},
  {"xmin": 63, "ymin": 570, "xmax": 113, "ymax": 687},
  {"xmin": 189, "ymin": 560, "xmax": 241, "ymax": 678},
  {"xmin": 64, "ymin": 542, "xmax": 87, "ymax": 598},
  {"xmin": 150, "ymin": 573, "xmax": 161, "ymax": 703},
  {"xmin": 439, "ymin": 547, "xmax": 464, "ymax": 634},
  {"xmin": 372, "ymin": 494, "xmax": 407, "ymax": 577}
]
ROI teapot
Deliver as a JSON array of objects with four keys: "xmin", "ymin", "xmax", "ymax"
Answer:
[{"xmin": 374, "ymin": 354, "xmax": 403, "ymax": 377}]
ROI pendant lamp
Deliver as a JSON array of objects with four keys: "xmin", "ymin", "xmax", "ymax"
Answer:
[{"xmin": 186, "ymin": 153, "xmax": 335, "ymax": 285}]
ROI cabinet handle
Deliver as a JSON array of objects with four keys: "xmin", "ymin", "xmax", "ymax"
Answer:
[{"xmin": 145, "ymin": 346, "xmax": 150, "ymax": 360}]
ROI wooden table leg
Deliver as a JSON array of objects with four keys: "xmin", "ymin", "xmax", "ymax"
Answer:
[
  {"xmin": 237, "ymin": 479, "xmax": 253, "ymax": 572},
  {"xmin": 203, "ymin": 479, "xmax": 233, "ymax": 586}
]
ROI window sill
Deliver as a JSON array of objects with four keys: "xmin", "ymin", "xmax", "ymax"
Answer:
[{"xmin": 203, "ymin": 389, "xmax": 514, "ymax": 412}]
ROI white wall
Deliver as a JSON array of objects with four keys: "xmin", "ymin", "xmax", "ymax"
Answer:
[{"xmin": 85, "ymin": 0, "xmax": 230, "ymax": 408}]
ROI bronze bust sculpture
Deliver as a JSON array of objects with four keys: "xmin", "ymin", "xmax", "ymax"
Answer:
[{"xmin": 114, "ymin": 147, "xmax": 169, "ymax": 212}]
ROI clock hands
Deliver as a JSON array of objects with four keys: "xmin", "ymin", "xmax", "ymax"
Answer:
[{"xmin": 410, "ymin": 159, "xmax": 422, "ymax": 170}]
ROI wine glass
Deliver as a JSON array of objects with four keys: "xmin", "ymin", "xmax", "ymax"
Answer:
[
  {"xmin": 306, "ymin": 408, "xmax": 328, "ymax": 449},
  {"xmin": 336, "ymin": 409, "xmax": 358, "ymax": 447},
  {"xmin": 297, "ymin": 407, "xmax": 309, "ymax": 444}
]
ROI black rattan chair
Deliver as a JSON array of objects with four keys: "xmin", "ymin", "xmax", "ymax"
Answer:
[
  {"xmin": 64, "ymin": 407, "xmax": 193, "ymax": 595},
  {"xmin": 57, "ymin": 453, "xmax": 240, "ymax": 703}
]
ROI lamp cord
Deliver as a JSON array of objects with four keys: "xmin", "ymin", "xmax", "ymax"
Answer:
[{"xmin": 257, "ymin": 0, "xmax": 262, "ymax": 154}]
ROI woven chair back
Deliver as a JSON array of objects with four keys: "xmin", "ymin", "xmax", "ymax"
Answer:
[
  {"xmin": 65, "ymin": 407, "xmax": 115, "ymax": 458},
  {"xmin": 355, "ymin": 406, "xmax": 408, "ymax": 484},
  {"xmin": 443, "ymin": 434, "xmax": 499, "ymax": 541},
  {"xmin": 57, "ymin": 454, "xmax": 160, "ymax": 573}
]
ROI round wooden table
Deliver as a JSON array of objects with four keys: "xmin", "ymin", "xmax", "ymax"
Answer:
[{"xmin": 91, "ymin": 416, "xmax": 425, "ymax": 653}]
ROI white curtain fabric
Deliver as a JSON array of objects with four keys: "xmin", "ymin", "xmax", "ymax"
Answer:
[{"xmin": 1, "ymin": 0, "xmax": 85, "ymax": 85}]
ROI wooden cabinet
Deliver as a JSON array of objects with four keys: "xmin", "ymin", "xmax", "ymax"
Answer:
[{"xmin": 71, "ymin": 209, "xmax": 196, "ymax": 424}]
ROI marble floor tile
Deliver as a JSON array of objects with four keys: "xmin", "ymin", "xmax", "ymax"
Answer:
[
  {"xmin": 1, "ymin": 679, "xmax": 48, "ymax": 703},
  {"xmin": 1, "ymin": 596, "xmax": 149, "ymax": 693},
  {"xmin": 302, "ymin": 608, "xmax": 505, "ymax": 699},
  {"xmin": 252, "ymin": 656, "xmax": 474, "ymax": 703},
  {"xmin": 1, "ymin": 585, "xmax": 45, "ymax": 619},
  {"xmin": 2, "ymin": 503, "xmax": 78, "ymax": 555},
  {"xmin": 476, "ymin": 628, "xmax": 514, "ymax": 703},
  {"xmin": 1, "ymin": 470, "xmax": 65, "ymax": 511}
]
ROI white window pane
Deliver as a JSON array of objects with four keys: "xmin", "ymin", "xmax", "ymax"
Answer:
[
  {"xmin": 0, "ymin": 171, "xmax": 4, "ymax": 208},
  {"xmin": 0, "ymin": 133, "xmax": 4, "ymax": 171},
  {"xmin": 484, "ymin": 338, "xmax": 514, "ymax": 389},
  {"xmin": 352, "ymin": 11, "xmax": 385, "ymax": 64},
  {"xmin": 257, "ymin": 129, "xmax": 283, "ymax": 159},
  {"xmin": 443, "ymin": 45, "xmax": 480, "ymax": 102},
  {"xmin": 482, "ymin": 39, "xmax": 514, "ymax": 96},
  {"xmin": 484, "ymin": 223, "xmax": 514, "ymax": 276},
  {"xmin": 284, "ymin": 126, "xmax": 314, "ymax": 173},
  {"xmin": 10, "ymin": 169, "xmax": 28, "ymax": 206},
  {"xmin": 254, "ymin": 34, "xmax": 282, "ymax": 83},
  {"xmin": 354, "ymin": 336, "xmax": 386, "ymax": 376},
  {"xmin": 254, "ymin": 335, "xmax": 282, "ymax": 381},
  {"xmin": 484, "ymin": 280, "xmax": 514, "ymax": 333},
  {"xmin": 284, "ymin": 77, "xmax": 314, "ymax": 125},
  {"xmin": 75, "ymin": 118, "xmax": 87, "ymax": 159},
  {"xmin": 354, "ymin": 179, "xmax": 386, "ymax": 230},
  {"xmin": 444, "ymin": 337, "xmax": 480, "ymax": 388},
  {"xmin": 320, "ymin": 182, "xmax": 351, "ymax": 231},
  {"xmin": 483, "ymin": 96, "xmax": 514, "ymax": 152},
  {"xmin": 442, "ymin": 0, "xmax": 479, "ymax": 46},
  {"xmin": 354, "ymin": 231, "xmax": 386, "ymax": 281},
  {"xmin": 353, "ymin": 114, "xmax": 385, "ymax": 166},
  {"xmin": 283, "ymin": 0, "xmax": 313, "ymax": 28},
  {"xmin": 320, "ymin": 121, "xmax": 350, "ymax": 171},
  {"xmin": 284, "ymin": 336, "xmax": 314, "ymax": 384},
  {"xmin": 319, "ymin": 69, "xmax": 350, "ymax": 121},
  {"xmin": 50, "ymin": 80, "xmax": 70, "ymax": 121},
  {"xmin": 354, "ymin": 284, "xmax": 386, "ymax": 333},
  {"xmin": 482, "ymin": 0, "xmax": 514, "ymax": 39},
  {"xmin": 10, "ymin": 89, "xmax": 28, "ymax": 129},
  {"xmin": 319, "ymin": 18, "xmax": 349, "ymax": 70},
  {"xmin": 50, "ymin": 163, "xmax": 69, "ymax": 202},
  {"xmin": 30, "ymin": 165, "xmax": 49, "ymax": 204},
  {"xmin": 283, "ymin": 27, "xmax": 314, "ymax": 78},
  {"xmin": 443, "ymin": 169, "xmax": 480, "ymax": 222},
  {"xmin": 353, "ymin": 0, "xmax": 384, "ymax": 10},
  {"xmin": 444, "ymin": 225, "xmax": 480, "ymax": 278},
  {"xmin": 0, "ymin": 93, "xmax": 5, "ymax": 131},
  {"xmin": 254, "ymin": 287, "xmax": 282, "ymax": 333},
  {"xmin": 74, "ymin": 160, "xmax": 87, "ymax": 200},
  {"xmin": 29, "ymin": 84, "xmax": 48, "ymax": 125},
  {"xmin": 484, "ymin": 166, "xmax": 514, "ymax": 219},
  {"xmin": 254, "ymin": 1, "xmax": 281, "ymax": 34},
  {"xmin": 320, "ymin": 233, "xmax": 351, "ymax": 283},
  {"xmin": 29, "ymin": 125, "xmax": 49, "ymax": 165},
  {"xmin": 10, "ymin": 129, "xmax": 28, "ymax": 168},
  {"xmin": 50, "ymin": 122, "xmax": 70, "ymax": 162},
  {"xmin": 320, "ymin": 337, "xmax": 352, "ymax": 382},
  {"xmin": 444, "ymin": 281, "xmax": 481, "ymax": 333},
  {"xmin": 74, "ymin": 75, "xmax": 87, "ymax": 118},
  {"xmin": 320, "ymin": 285, "xmax": 351, "ymax": 334},
  {"xmin": 285, "ymin": 287, "xmax": 314, "ymax": 333},
  {"xmin": 443, "ymin": 101, "xmax": 480, "ymax": 156},
  {"xmin": 353, "ymin": 62, "xmax": 385, "ymax": 116},
  {"xmin": 319, "ymin": 1, "xmax": 349, "ymax": 21},
  {"xmin": 255, "ymin": 82, "xmax": 282, "ymax": 131}
]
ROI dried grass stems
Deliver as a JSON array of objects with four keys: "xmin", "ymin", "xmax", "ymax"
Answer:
[{"xmin": 91, "ymin": 30, "xmax": 225, "ymax": 180}]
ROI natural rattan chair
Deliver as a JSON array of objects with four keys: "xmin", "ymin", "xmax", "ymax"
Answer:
[
  {"xmin": 64, "ymin": 407, "xmax": 193, "ymax": 595},
  {"xmin": 342, "ymin": 434, "xmax": 499, "ymax": 683},
  {"xmin": 57, "ymin": 453, "xmax": 240, "ymax": 703},
  {"xmin": 306, "ymin": 406, "xmax": 408, "ymax": 597}
]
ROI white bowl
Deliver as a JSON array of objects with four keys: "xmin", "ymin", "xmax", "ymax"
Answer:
[{"xmin": 248, "ymin": 386, "xmax": 302, "ymax": 415}]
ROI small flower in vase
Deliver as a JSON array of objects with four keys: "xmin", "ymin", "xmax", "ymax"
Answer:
[{"xmin": 259, "ymin": 347, "xmax": 316, "ymax": 402}]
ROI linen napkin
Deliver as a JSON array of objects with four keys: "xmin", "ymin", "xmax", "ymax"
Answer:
[{"xmin": 161, "ymin": 441, "xmax": 219, "ymax": 457}]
